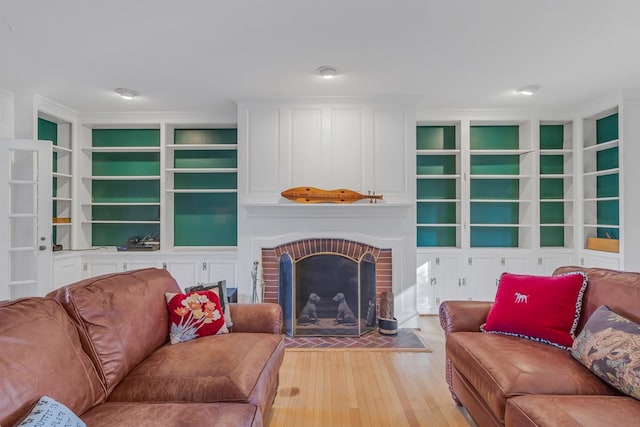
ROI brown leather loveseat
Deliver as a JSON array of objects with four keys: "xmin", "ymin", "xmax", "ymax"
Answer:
[
  {"xmin": 440, "ymin": 266, "xmax": 640, "ymax": 426},
  {"xmin": 0, "ymin": 268, "xmax": 284, "ymax": 427}
]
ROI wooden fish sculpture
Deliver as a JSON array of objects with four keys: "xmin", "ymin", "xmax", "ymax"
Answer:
[{"xmin": 281, "ymin": 187, "xmax": 383, "ymax": 204}]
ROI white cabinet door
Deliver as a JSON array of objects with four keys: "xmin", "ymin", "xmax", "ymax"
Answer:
[
  {"xmin": 125, "ymin": 255, "xmax": 163, "ymax": 272},
  {"xmin": 165, "ymin": 259, "xmax": 201, "ymax": 290},
  {"xmin": 581, "ymin": 253, "xmax": 620, "ymax": 270},
  {"xmin": 0, "ymin": 139, "xmax": 52, "ymax": 299},
  {"xmin": 466, "ymin": 256, "xmax": 502, "ymax": 302},
  {"xmin": 84, "ymin": 258, "xmax": 122, "ymax": 278},
  {"xmin": 429, "ymin": 254, "xmax": 464, "ymax": 308},
  {"xmin": 53, "ymin": 254, "xmax": 82, "ymax": 288},
  {"xmin": 201, "ymin": 260, "xmax": 237, "ymax": 287},
  {"xmin": 416, "ymin": 253, "xmax": 438, "ymax": 314},
  {"xmin": 535, "ymin": 253, "xmax": 576, "ymax": 275}
]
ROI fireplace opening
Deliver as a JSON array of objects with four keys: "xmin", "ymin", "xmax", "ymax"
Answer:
[{"xmin": 279, "ymin": 251, "xmax": 377, "ymax": 337}]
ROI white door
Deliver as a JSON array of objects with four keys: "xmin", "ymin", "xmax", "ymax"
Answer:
[{"xmin": 0, "ymin": 139, "xmax": 52, "ymax": 299}]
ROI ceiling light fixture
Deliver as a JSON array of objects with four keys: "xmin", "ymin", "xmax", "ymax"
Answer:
[
  {"xmin": 516, "ymin": 84, "xmax": 541, "ymax": 96},
  {"xmin": 317, "ymin": 66, "xmax": 337, "ymax": 79},
  {"xmin": 114, "ymin": 88, "xmax": 139, "ymax": 100}
]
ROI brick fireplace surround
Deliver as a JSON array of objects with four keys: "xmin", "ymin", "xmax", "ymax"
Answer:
[{"xmin": 261, "ymin": 238, "xmax": 392, "ymax": 318}]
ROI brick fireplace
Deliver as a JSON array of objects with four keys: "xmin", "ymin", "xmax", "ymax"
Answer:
[{"xmin": 261, "ymin": 238, "xmax": 391, "ymax": 336}]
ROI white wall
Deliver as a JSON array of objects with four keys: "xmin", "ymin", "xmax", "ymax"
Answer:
[{"xmin": 0, "ymin": 88, "xmax": 15, "ymax": 137}]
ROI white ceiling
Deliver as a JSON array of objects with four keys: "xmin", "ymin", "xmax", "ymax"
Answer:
[{"xmin": 2, "ymin": 0, "xmax": 640, "ymax": 116}]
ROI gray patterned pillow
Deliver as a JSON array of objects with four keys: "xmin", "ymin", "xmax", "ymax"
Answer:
[
  {"xmin": 17, "ymin": 396, "xmax": 86, "ymax": 427},
  {"xmin": 571, "ymin": 305, "xmax": 640, "ymax": 400}
]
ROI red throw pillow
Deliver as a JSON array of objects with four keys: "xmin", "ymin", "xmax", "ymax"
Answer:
[
  {"xmin": 482, "ymin": 272, "xmax": 588, "ymax": 349},
  {"xmin": 166, "ymin": 290, "xmax": 228, "ymax": 344}
]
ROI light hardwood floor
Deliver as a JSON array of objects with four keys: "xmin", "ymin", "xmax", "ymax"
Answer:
[{"xmin": 266, "ymin": 316, "xmax": 473, "ymax": 427}]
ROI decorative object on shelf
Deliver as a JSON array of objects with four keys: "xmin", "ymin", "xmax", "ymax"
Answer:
[
  {"xmin": 52, "ymin": 217, "xmax": 71, "ymax": 223},
  {"xmin": 116, "ymin": 234, "xmax": 160, "ymax": 251},
  {"xmin": 281, "ymin": 186, "xmax": 383, "ymax": 204},
  {"xmin": 586, "ymin": 237, "xmax": 619, "ymax": 253}
]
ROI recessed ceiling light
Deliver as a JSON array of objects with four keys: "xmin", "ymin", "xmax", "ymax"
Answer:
[
  {"xmin": 114, "ymin": 88, "xmax": 139, "ymax": 100},
  {"xmin": 316, "ymin": 66, "xmax": 337, "ymax": 79},
  {"xmin": 516, "ymin": 84, "xmax": 541, "ymax": 96}
]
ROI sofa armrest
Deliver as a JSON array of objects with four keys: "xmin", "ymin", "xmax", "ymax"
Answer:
[
  {"xmin": 229, "ymin": 303, "xmax": 283, "ymax": 334},
  {"xmin": 439, "ymin": 300, "xmax": 493, "ymax": 335}
]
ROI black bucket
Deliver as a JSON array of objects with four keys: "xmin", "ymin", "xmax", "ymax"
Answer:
[{"xmin": 378, "ymin": 317, "xmax": 398, "ymax": 335}]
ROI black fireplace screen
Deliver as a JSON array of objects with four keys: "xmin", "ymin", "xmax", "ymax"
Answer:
[{"xmin": 279, "ymin": 252, "xmax": 376, "ymax": 337}]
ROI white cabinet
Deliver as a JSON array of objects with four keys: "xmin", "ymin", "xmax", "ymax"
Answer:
[{"xmin": 80, "ymin": 251, "xmax": 239, "ymax": 293}]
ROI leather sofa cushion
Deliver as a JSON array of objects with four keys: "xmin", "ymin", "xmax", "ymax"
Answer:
[
  {"xmin": 554, "ymin": 266, "xmax": 640, "ymax": 332},
  {"xmin": 108, "ymin": 332, "xmax": 284, "ymax": 416},
  {"xmin": 506, "ymin": 395, "xmax": 640, "ymax": 427},
  {"xmin": 81, "ymin": 402, "xmax": 262, "ymax": 427},
  {"xmin": 0, "ymin": 298, "xmax": 105, "ymax": 426},
  {"xmin": 48, "ymin": 268, "xmax": 182, "ymax": 394},
  {"xmin": 447, "ymin": 332, "xmax": 618, "ymax": 424}
]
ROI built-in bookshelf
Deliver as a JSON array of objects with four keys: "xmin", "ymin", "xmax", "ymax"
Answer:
[
  {"xmin": 583, "ymin": 110, "xmax": 619, "ymax": 246},
  {"xmin": 86, "ymin": 128, "xmax": 161, "ymax": 246},
  {"xmin": 166, "ymin": 128, "xmax": 237, "ymax": 247},
  {"xmin": 539, "ymin": 122, "xmax": 574, "ymax": 247},
  {"xmin": 469, "ymin": 124, "xmax": 533, "ymax": 248},
  {"xmin": 38, "ymin": 117, "xmax": 73, "ymax": 249},
  {"xmin": 416, "ymin": 125, "xmax": 460, "ymax": 247}
]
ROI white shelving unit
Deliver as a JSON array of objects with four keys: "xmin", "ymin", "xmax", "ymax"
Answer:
[
  {"xmin": 164, "ymin": 127, "xmax": 238, "ymax": 248},
  {"xmin": 539, "ymin": 121, "xmax": 574, "ymax": 248}
]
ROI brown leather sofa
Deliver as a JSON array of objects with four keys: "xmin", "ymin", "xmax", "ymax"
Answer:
[
  {"xmin": 440, "ymin": 266, "xmax": 640, "ymax": 427},
  {"xmin": 0, "ymin": 268, "xmax": 285, "ymax": 427}
]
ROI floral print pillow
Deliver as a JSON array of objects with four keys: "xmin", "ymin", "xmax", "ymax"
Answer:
[
  {"xmin": 166, "ymin": 290, "xmax": 228, "ymax": 344},
  {"xmin": 571, "ymin": 305, "xmax": 640, "ymax": 400}
]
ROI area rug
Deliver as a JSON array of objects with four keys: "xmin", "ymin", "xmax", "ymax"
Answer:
[{"xmin": 283, "ymin": 328, "xmax": 431, "ymax": 352}]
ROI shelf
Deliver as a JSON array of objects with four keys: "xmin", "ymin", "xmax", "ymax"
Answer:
[
  {"xmin": 583, "ymin": 197, "xmax": 620, "ymax": 202},
  {"xmin": 470, "ymin": 199, "xmax": 531, "ymax": 203},
  {"xmin": 8, "ymin": 246, "xmax": 36, "ymax": 252},
  {"xmin": 583, "ymin": 168, "xmax": 620, "ymax": 177},
  {"xmin": 167, "ymin": 144, "xmax": 238, "ymax": 150},
  {"xmin": 9, "ymin": 180, "xmax": 37, "ymax": 185},
  {"xmin": 583, "ymin": 139, "xmax": 619, "ymax": 152},
  {"xmin": 539, "ymin": 149, "xmax": 572, "ymax": 155},
  {"xmin": 84, "ymin": 146, "xmax": 161, "ymax": 153},
  {"xmin": 416, "ymin": 223, "xmax": 459, "ymax": 227},
  {"xmin": 53, "ymin": 197, "xmax": 72, "ymax": 202},
  {"xmin": 584, "ymin": 223, "xmax": 620, "ymax": 229},
  {"xmin": 89, "ymin": 220, "xmax": 161, "ymax": 224},
  {"xmin": 417, "ymin": 174, "xmax": 461, "ymax": 179},
  {"xmin": 52, "ymin": 222, "xmax": 72, "ymax": 227},
  {"xmin": 539, "ymin": 173, "xmax": 572, "ymax": 178},
  {"xmin": 167, "ymin": 189, "xmax": 238, "ymax": 194},
  {"xmin": 85, "ymin": 202, "xmax": 161, "ymax": 206},
  {"xmin": 416, "ymin": 149, "xmax": 460, "ymax": 155},
  {"xmin": 469, "ymin": 149, "xmax": 533, "ymax": 155},
  {"xmin": 88, "ymin": 175, "xmax": 161, "ymax": 180},
  {"xmin": 417, "ymin": 198, "xmax": 461, "ymax": 203},
  {"xmin": 52, "ymin": 145, "xmax": 72, "ymax": 153},
  {"xmin": 471, "ymin": 224, "xmax": 531, "ymax": 228},
  {"xmin": 167, "ymin": 168, "xmax": 238, "ymax": 173},
  {"xmin": 53, "ymin": 172, "xmax": 72, "ymax": 179},
  {"xmin": 470, "ymin": 174, "xmax": 532, "ymax": 179}
]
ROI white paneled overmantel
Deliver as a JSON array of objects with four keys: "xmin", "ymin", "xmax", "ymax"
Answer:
[
  {"xmin": 236, "ymin": 97, "xmax": 417, "ymax": 203},
  {"xmin": 236, "ymin": 97, "xmax": 419, "ymax": 327}
]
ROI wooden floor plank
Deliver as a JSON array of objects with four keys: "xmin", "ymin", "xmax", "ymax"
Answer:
[{"xmin": 267, "ymin": 316, "xmax": 472, "ymax": 427}]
